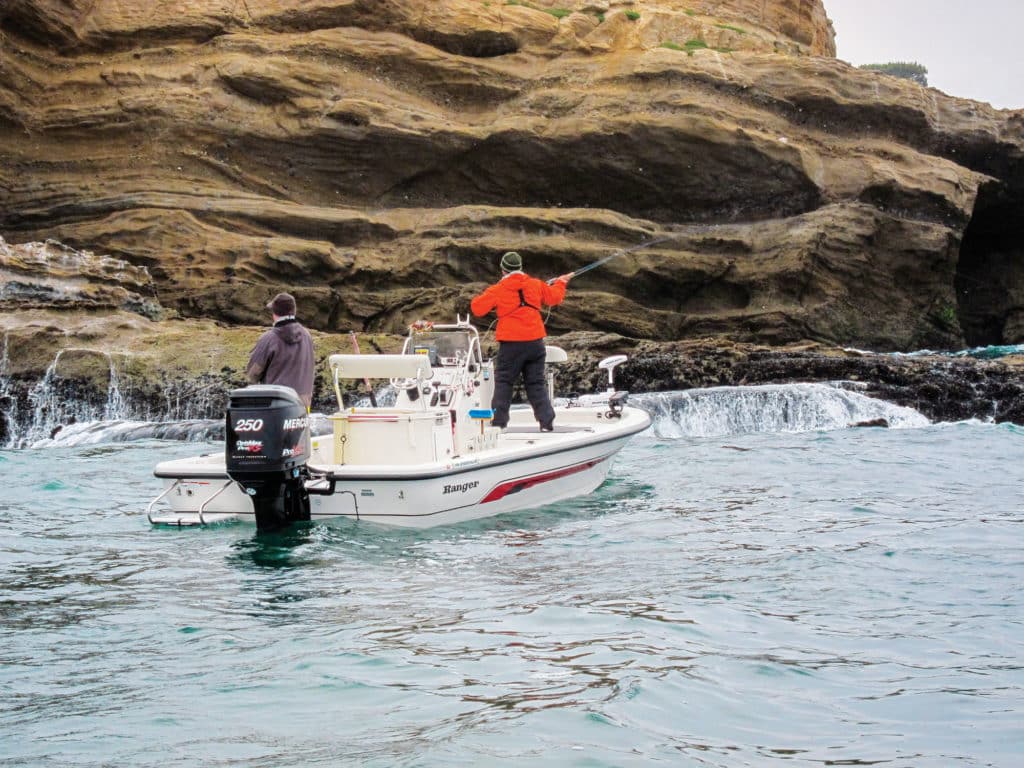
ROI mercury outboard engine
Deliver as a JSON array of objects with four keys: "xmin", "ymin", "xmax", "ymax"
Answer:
[{"xmin": 225, "ymin": 385, "xmax": 311, "ymax": 531}]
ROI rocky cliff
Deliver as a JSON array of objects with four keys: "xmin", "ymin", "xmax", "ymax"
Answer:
[
  {"xmin": 3, "ymin": 233, "xmax": 1023, "ymax": 449},
  {"xmin": 1, "ymin": 0, "xmax": 1023, "ymax": 439}
]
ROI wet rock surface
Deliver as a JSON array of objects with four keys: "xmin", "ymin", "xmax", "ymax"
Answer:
[{"xmin": 548, "ymin": 335, "xmax": 1024, "ymax": 425}]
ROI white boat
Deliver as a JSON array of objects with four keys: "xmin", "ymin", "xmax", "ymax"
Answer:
[{"xmin": 147, "ymin": 317, "xmax": 651, "ymax": 530}]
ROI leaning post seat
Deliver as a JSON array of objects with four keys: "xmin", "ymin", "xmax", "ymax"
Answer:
[
  {"xmin": 544, "ymin": 345, "xmax": 568, "ymax": 400},
  {"xmin": 328, "ymin": 353, "xmax": 434, "ymax": 412},
  {"xmin": 328, "ymin": 353, "xmax": 433, "ymax": 381}
]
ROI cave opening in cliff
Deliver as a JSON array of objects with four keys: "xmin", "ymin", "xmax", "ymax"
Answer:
[{"xmin": 956, "ymin": 180, "xmax": 1024, "ymax": 347}]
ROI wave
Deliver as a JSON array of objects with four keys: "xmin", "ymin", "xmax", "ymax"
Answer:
[
  {"xmin": 844, "ymin": 343, "xmax": 1024, "ymax": 360},
  {"xmin": 27, "ymin": 414, "xmax": 336, "ymax": 448},
  {"xmin": 16, "ymin": 385, "xmax": 931, "ymax": 447},
  {"xmin": 27, "ymin": 419, "xmax": 225, "ymax": 448},
  {"xmin": 633, "ymin": 383, "xmax": 929, "ymax": 439}
]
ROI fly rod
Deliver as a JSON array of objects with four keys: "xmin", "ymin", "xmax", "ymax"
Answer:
[{"xmin": 547, "ymin": 234, "xmax": 681, "ymax": 284}]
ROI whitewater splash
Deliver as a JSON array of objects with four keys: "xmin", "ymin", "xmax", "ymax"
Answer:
[
  {"xmin": 22, "ymin": 348, "xmax": 129, "ymax": 446},
  {"xmin": 28, "ymin": 419, "xmax": 224, "ymax": 448},
  {"xmin": 634, "ymin": 383, "xmax": 929, "ymax": 439},
  {"xmin": 844, "ymin": 343, "xmax": 1024, "ymax": 361},
  {"xmin": 1, "ymin": 346, "xmax": 233, "ymax": 449},
  {"xmin": 0, "ymin": 333, "xmax": 16, "ymax": 444},
  {"xmin": 21, "ymin": 384, "xmax": 931, "ymax": 448},
  {"xmin": 27, "ymin": 413, "xmax": 338, "ymax": 448},
  {"xmin": 949, "ymin": 344, "xmax": 1024, "ymax": 360}
]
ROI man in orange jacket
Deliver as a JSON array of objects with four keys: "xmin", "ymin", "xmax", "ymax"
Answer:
[{"xmin": 471, "ymin": 251, "xmax": 573, "ymax": 431}]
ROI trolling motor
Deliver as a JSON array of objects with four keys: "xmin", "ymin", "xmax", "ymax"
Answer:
[
  {"xmin": 571, "ymin": 354, "xmax": 630, "ymax": 416},
  {"xmin": 225, "ymin": 385, "xmax": 311, "ymax": 531},
  {"xmin": 598, "ymin": 355, "xmax": 629, "ymax": 417}
]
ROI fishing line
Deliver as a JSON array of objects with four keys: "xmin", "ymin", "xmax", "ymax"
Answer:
[
  {"xmin": 476, "ymin": 234, "xmax": 684, "ymax": 334},
  {"xmin": 474, "ymin": 233, "xmax": 699, "ymax": 343},
  {"xmin": 545, "ymin": 234, "xmax": 681, "ymax": 286},
  {"xmin": 537, "ymin": 234, "xmax": 683, "ymax": 326}
]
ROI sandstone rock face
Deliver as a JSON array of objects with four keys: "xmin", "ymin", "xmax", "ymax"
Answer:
[
  {"xmin": 2, "ymin": 1, "xmax": 835, "ymax": 56},
  {"xmin": 0, "ymin": 236, "xmax": 161, "ymax": 318},
  {"xmin": 1, "ymin": 0, "xmax": 1023, "ymax": 410}
]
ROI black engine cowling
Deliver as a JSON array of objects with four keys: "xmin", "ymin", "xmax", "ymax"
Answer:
[{"xmin": 225, "ymin": 385, "xmax": 311, "ymax": 531}]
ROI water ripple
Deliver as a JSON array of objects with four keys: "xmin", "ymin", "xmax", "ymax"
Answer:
[{"xmin": 1, "ymin": 425, "xmax": 1022, "ymax": 766}]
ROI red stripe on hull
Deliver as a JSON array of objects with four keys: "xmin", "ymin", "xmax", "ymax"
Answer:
[{"xmin": 480, "ymin": 456, "xmax": 609, "ymax": 503}]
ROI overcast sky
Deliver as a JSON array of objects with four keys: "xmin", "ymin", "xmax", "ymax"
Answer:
[{"xmin": 826, "ymin": 0, "xmax": 1023, "ymax": 110}]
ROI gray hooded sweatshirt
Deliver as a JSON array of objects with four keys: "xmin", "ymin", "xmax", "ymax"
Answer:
[{"xmin": 245, "ymin": 318, "xmax": 315, "ymax": 407}]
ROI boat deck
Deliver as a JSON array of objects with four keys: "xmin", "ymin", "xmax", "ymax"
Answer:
[{"xmin": 503, "ymin": 425, "xmax": 595, "ymax": 434}]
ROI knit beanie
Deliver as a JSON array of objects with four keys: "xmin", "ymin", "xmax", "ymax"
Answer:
[{"xmin": 500, "ymin": 251, "xmax": 523, "ymax": 272}]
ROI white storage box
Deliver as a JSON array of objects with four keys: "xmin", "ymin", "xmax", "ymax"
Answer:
[{"xmin": 331, "ymin": 409, "xmax": 444, "ymax": 465}]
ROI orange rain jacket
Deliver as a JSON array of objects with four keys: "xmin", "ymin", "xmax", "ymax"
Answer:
[{"xmin": 471, "ymin": 271, "xmax": 567, "ymax": 342}]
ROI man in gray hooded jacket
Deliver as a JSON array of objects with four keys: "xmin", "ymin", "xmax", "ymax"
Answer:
[{"xmin": 246, "ymin": 292, "xmax": 315, "ymax": 409}]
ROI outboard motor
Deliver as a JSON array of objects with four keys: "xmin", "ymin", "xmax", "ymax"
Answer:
[{"xmin": 225, "ymin": 385, "xmax": 311, "ymax": 531}]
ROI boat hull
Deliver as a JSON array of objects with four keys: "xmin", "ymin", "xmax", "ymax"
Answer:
[
  {"xmin": 149, "ymin": 415, "xmax": 646, "ymax": 529},
  {"xmin": 308, "ymin": 436, "xmax": 628, "ymax": 528}
]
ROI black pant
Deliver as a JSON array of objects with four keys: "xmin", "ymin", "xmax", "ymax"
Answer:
[{"xmin": 491, "ymin": 339, "xmax": 554, "ymax": 429}]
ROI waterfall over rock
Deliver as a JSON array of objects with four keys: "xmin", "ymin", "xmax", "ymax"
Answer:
[
  {"xmin": 635, "ymin": 384, "xmax": 929, "ymax": 439},
  {"xmin": 1, "ymin": 345, "xmax": 232, "ymax": 449}
]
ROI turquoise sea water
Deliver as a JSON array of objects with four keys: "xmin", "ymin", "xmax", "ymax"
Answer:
[{"xmin": 1, "ymin": 420, "xmax": 1023, "ymax": 767}]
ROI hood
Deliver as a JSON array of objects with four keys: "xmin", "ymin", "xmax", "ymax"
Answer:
[{"xmin": 272, "ymin": 319, "xmax": 306, "ymax": 345}]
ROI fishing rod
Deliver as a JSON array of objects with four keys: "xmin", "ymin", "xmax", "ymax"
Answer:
[
  {"xmin": 479, "ymin": 233, "xmax": 689, "ymax": 333},
  {"xmin": 546, "ymin": 234, "xmax": 681, "ymax": 284}
]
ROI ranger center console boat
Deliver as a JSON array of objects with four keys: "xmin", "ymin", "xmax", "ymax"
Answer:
[{"xmin": 147, "ymin": 317, "xmax": 651, "ymax": 530}]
